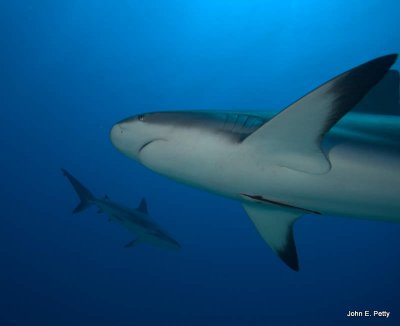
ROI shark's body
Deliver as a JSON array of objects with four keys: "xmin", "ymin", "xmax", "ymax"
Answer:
[
  {"xmin": 62, "ymin": 169, "xmax": 180, "ymax": 250},
  {"xmin": 110, "ymin": 55, "xmax": 399, "ymax": 270}
]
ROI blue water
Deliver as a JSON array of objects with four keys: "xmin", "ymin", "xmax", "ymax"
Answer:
[{"xmin": 1, "ymin": 1, "xmax": 400, "ymax": 325}]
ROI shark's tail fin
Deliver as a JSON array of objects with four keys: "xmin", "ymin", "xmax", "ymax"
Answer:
[{"xmin": 62, "ymin": 168, "xmax": 95, "ymax": 214}]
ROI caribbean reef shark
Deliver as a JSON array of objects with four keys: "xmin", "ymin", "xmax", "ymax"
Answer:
[
  {"xmin": 109, "ymin": 54, "xmax": 400, "ymax": 270},
  {"xmin": 62, "ymin": 169, "xmax": 180, "ymax": 250}
]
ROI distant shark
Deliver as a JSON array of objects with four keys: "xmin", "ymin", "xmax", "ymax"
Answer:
[
  {"xmin": 109, "ymin": 54, "xmax": 399, "ymax": 270},
  {"xmin": 62, "ymin": 168, "xmax": 181, "ymax": 250}
]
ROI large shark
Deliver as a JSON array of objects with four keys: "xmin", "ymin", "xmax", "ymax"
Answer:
[
  {"xmin": 62, "ymin": 168, "xmax": 181, "ymax": 250},
  {"xmin": 109, "ymin": 54, "xmax": 400, "ymax": 270}
]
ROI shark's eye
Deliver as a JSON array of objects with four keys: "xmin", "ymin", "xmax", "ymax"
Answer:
[{"xmin": 137, "ymin": 114, "xmax": 145, "ymax": 122}]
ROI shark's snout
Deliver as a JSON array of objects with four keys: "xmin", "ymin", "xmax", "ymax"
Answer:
[
  {"xmin": 110, "ymin": 122, "xmax": 138, "ymax": 159},
  {"xmin": 110, "ymin": 123, "xmax": 124, "ymax": 150}
]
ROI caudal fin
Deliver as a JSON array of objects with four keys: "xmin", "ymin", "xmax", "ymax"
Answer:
[{"xmin": 61, "ymin": 168, "xmax": 95, "ymax": 213}]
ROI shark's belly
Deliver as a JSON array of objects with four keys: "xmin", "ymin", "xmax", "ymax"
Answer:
[
  {"xmin": 188, "ymin": 142, "xmax": 400, "ymax": 222},
  {"xmin": 139, "ymin": 131, "xmax": 400, "ymax": 222},
  {"xmin": 231, "ymin": 141, "xmax": 400, "ymax": 222},
  {"xmin": 316, "ymin": 142, "xmax": 400, "ymax": 221}
]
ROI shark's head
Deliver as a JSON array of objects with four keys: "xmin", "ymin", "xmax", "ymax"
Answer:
[
  {"xmin": 110, "ymin": 111, "xmax": 266, "ymax": 158},
  {"xmin": 110, "ymin": 111, "xmax": 267, "ymax": 185},
  {"xmin": 146, "ymin": 230, "xmax": 182, "ymax": 251},
  {"xmin": 110, "ymin": 112, "xmax": 173, "ymax": 162}
]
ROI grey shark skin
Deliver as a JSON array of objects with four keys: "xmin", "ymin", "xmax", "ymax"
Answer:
[
  {"xmin": 110, "ymin": 54, "xmax": 400, "ymax": 271},
  {"xmin": 62, "ymin": 169, "xmax": 180, "ymax": 250}
]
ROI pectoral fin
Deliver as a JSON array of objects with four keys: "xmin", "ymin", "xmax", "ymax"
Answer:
[
  {"xmin": 243, "ymin": 54, "xmax": 397, "ymax": 174},
  {"xmin": 242, "ymin": 202, "xmax": 303, "ymax": 271}
]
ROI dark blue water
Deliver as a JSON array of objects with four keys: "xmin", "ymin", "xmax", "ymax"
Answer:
[{"xmin": 1, "ymin": 1, "xmax": 399, "ymax": 325}]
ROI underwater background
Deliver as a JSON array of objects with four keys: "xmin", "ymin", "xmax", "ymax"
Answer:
[{"xmin": 1, "ymin": 0, "xmax": 400, "ymax": 325}]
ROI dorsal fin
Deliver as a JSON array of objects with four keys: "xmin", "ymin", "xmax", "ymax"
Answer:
[
  {"xmin": 243, "ymin": 54, "xmax": 397, "ymax": 174},
  {"xmin": 137, "ymin": 198, "xmax": 148, "ymax": 214}
]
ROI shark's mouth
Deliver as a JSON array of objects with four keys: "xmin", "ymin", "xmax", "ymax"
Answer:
[{"xmin": 138, "ymin": 138, "xmax": 167, "ymax": 154}]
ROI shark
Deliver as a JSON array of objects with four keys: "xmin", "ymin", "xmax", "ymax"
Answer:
[
  {"xmin": 109, "ymin": 54, "xmax": 400, "ymax": 271},
  {"xmin": 62, "ymin": 168, "xmax": 181, "ymax": 250}
]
